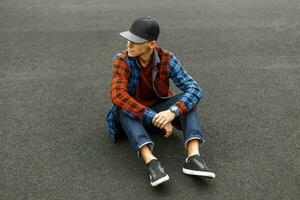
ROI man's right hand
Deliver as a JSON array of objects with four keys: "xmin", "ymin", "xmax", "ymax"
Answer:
[{"xmin": 163, "ymin": 122, "xmax": 173, "ymax": 138}]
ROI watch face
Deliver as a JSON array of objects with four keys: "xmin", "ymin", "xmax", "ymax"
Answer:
[
  {"xmin": 171, "ymin": 106, "xmax": 178, "ymax": 112},
  {"xmin": 170, "ymin": 106, "xmax": 175, "ymax": 111}
]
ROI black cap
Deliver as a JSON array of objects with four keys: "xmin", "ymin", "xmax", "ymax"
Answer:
[{"xmin": 120, "ymin": 16, "xmax": 160, "ymax": 44}]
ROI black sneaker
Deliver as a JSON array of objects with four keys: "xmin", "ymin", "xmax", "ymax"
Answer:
[
  {"xmin": 147, "ymin": 159, "xmax": 170, "ymax": 187},
  {"xmin": 183, "ymin": 155, "xmax": 216, "ymax": 179}
]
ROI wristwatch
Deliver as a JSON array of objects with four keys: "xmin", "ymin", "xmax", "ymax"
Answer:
[{"xmin": 169, "ymin": 105, "xmax": 180, "ymax": 117}]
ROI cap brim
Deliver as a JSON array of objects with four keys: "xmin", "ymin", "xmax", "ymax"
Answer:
[{"xmin": 119, "ymin": 31, "xmax": 148, "ymax": 44}]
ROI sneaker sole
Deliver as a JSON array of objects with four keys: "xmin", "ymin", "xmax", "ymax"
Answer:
[
  {"xmin": 182, "ymin": 168, "xmax": 216, "ymax": 179},
  {"xmin": 150, "ymin": 175, "xmax": 170, "ymax": 187}
]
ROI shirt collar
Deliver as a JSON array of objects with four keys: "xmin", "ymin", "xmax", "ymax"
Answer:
[{"xmin": 152, "ymin": 48, "xmax": 161, "ymax": 66}]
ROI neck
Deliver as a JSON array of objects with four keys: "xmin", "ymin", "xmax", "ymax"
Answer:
[{"xmin": 138, "ymin": 48, "xmax": 153, "ymax": 67}]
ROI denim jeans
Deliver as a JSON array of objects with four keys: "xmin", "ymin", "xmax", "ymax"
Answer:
[{"xmin": 116, "ymin": 94, "xmax": 205, "ymax": 156}]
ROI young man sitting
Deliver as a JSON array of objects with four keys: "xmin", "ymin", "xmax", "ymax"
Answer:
[{"xmin": 106, "ymin": 16, "xmax": 215, "ymax": 187}]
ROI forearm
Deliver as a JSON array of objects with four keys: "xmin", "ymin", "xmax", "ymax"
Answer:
[
  {"xmin": 175, "ymin": 85, "xmax": 202, "ymax": 114},
  {"xmin": 169, "ymin": 54, "xmax": 203, "ymax": 113},
  {"xmin": 110, "ymin": 82, "xmax": 157, "ymax": 123}
]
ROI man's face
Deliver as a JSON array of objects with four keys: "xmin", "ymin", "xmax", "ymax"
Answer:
[{"xmin": 127, "ymin": 41, "xmax": 153, "ymax": 57}]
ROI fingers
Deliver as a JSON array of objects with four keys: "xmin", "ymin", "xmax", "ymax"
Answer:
[
  {"xmin": 152, "ymin": 111, "xmax": 175, "ymax": 128},
  {"xmin": 153, "ymin": 114, "xmax": 169, "ymax": 128},
  {"xmin": 153, "ymin": 115, "xmax": 164, "ymax": 128},
  {"xmin": 152, "ymin": 114, "xmax": 158, "ymax": 124},
  {"xmin": 159, "ymin": 121, "xmax": 169, "ymax": 129},
  {"xmin": 157, "ymin": 116, "xmax": 166, "ymax": 128},
  {"xmin": 152, "ymin": 113, "xmax": 174, "ymax": 136},
  {"xmin": 163, "ymin": 123, "xmax": 173, "ymax": 138},
  {"xmin": 152, "ymin": 114, "xmax": 165, "ymax": 127},
  {"xmin": 160, "ymin": 120, "xmax": 169, "ymax": 129},
  {"xmin": 164, "ymin": 129, "xmax": 172, "ymax": 138}
]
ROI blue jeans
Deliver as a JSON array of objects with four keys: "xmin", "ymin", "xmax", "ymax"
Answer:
[{"xmin": 116, "ymin": 94, "xmax": 205, "ymax": 156}]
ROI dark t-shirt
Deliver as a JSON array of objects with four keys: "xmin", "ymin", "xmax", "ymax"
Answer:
[{"xmin": 132, "ymin": 61, "xmax": 161, "ymax": 107}]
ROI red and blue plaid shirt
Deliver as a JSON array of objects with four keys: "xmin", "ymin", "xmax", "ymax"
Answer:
[{"xmin": 106, "ymin": 45, "xmax": 203, "ymax": 142}]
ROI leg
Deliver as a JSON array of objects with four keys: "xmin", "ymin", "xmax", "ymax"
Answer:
[
  {"xmin": 149, "ymin": 93, "xmax": 205, "ymax": 154},
  {"xmin": 117, "ymin": 108, "xmax": 170, "ymax": 186},
  {"xmin": 180, "ymin": 107, "xmax": 215, "ymax": 178},
  {"xmin": 178, "ymin": 106, "xmax": 205, "ymax": 152},
  {"xmin": 118, "ymin": 108, "xmax": 155, "ymax": 160},
  {"xmin": 140, "ymin": 144, "xmax": 157, "ymax": 164},
  {"xmin": 150, "ymin": 93, "xmax": 205, "ymax": 154}
]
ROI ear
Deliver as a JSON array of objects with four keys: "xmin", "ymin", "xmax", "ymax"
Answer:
[{"xmin": 149, "ymin": 41, "xmax": 157, "ymax": 49}]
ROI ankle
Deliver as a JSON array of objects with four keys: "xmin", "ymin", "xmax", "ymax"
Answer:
[
  {"xmin": 144, "ymin": 156, "xmax": 157, "ymax": 164},
  {"xmin": 187, "ymin": 139, "xmax": 200, "ymax": 158},
  {"xmin": 140, "ymin": 145, "xmax": 157, "ymax": 164},
  {"xmin": 187, "ymin": 153, "xmax": 200, "ymax": 159}
]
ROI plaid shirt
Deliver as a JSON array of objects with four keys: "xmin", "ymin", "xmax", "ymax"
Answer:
[{"xmin": 106, "ymin": 45, "xmax": 203, "ymax": 142}]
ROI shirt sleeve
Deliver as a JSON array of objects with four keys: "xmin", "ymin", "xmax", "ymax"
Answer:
[
  {"xmin": 110, "ymin": 56, "xmax": 156, "ymax": 123},
  {"xmin": 168, "ymin": 53, "xmax": 203, "ymax": 113}
]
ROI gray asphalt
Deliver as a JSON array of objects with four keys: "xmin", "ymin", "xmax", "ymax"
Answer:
[{"xmin": 0, "ymin": 0, "xmax": 299, "ymax": 199}]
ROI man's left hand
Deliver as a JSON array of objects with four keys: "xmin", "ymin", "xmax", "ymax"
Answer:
[{"xmin": 152, "ymin": 109, "xmax": 176, "ymax": 129}]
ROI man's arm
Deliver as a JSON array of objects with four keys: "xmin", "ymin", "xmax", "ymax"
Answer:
[
  {"xmin": 110, "ymin": 56, "xmax": 157, "ymax": 124},
  {"xmin": 169, "ymin": 53, "xmax": 203, "ymax": 114},
  {"xmin": 152, "ymin": 53, "xmax": 203, "ymax": 129}
]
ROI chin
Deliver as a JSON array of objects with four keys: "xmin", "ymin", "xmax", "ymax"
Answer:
[{"xmin": 128, "ymin": 52, "xmax": 138, "ymax": 58}]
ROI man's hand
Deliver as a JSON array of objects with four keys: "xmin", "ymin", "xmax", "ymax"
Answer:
[
  {"xmin": 163, "ymin": 122, "xmax": 173, "ymax": 138},
  {"xmin": 152, "ymin": 109, "xmax": 176, "ymax": 129}
]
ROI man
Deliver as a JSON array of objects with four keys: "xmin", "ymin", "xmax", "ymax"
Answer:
[{"xmin": 106, "ymin": 16, "xmax": 215, "ymax": 187}]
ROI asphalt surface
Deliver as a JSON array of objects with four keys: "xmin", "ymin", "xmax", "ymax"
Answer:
[{"xmin": 0, "ymin": 0, "xmax": 299, "ymax": 199}]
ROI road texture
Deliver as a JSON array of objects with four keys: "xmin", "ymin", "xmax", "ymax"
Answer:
[{"xmin": 0, "ymin": 0, "xmax": 299, "ymax": 199}]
